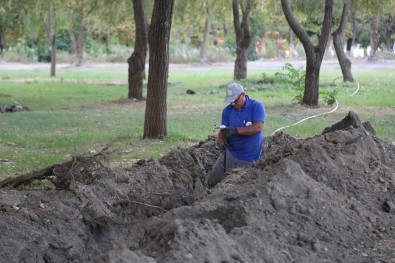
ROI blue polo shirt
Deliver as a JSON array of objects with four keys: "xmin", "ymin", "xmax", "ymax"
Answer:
[{"xmin": 221, "ymin": 95, "xmax": 266, "ymax": 161}]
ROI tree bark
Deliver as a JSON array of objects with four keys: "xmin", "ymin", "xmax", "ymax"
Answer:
[
  {"xmin": 281, "ymin": 0, "xmax": 334, "ymax": 106},
  {"xmin": 233, "ymin": 0, "xmax": 251, "ymax": 80},
  {"xmin": 384, "ymin": 14, "xmax": 394, "ymax": 52},
  {"xmin": 67, "ymin": 6, "xmax": 84, "ymax": 66},
  {"xmin": 332, "ymin": 0, "xmax": 353, "ymax": 82},
  {"xmin": 304, "ymin": 56, "xmax": 321, "ymax": 105},
  {"xmin": 76, "ymin": 8, "xmax": 84, "ymax": 66},
  {"xmin": 127, "ymin": 0, "xmax": 148, "ymax": 100},
  {"xmin": 368, "ymin": 15, "xmax": 380, "ymax": 62},
  {"xmin": 143, "ymin": 0, "xmax": 175, "ymax": 139},
  {"xmin": 199, "ymin": 0, "xmax": 210, "ymax": 64},
  {"xmin": 0, "ymin": 30, "xmax": 5, "ymax": 52},
  {"xmin": 199, "ymin": 11, "xmax": 210, "ymax": 64},
  {"xmin": 50, "ymin": 3, "xmax": 57, "ymax": 77},
  {"xmin": 50, "ymin": 33, "xmax": 57, "ymax": 77},
  {"xmin": 98, "ymin": 26, "xmax": 102, "ymax": 49},
  {"xmin": 44, "ymin": 0, "xmax": 57, "ymax": 77},
  {"xmin": 223, "ymin": 21, "xmax": 228, "ymax": 36},
  {"xmin": 351, "ymin": 14, "xmax": 356, "ymax": 48}
]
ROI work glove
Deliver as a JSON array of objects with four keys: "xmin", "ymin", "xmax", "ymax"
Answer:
[{"xmin": 220, "ymin": 127, "xmax": 238, "ymax": 138}]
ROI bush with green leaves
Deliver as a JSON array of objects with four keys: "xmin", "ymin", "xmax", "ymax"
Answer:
[
  {"xmin": 56, "ymin": 29, "xmax": 73, "ymax": 53},
  {"xmin": 274, "ymin": 63, "xmax": 306, "ymax": 103},
  {"xmin": 321, "ymin": 87, "xmax": 340, "ymax": 106},
  {"xmin": 222, "ymin": 34, "xmax": 236, "ymax": 56},
  {"xmin": 37, "ymin": 42, "xmax": 51, "ymax": 62},
  {"xmin": 3, "ymin": 38, "xmax": 37, "ymax": 62}
]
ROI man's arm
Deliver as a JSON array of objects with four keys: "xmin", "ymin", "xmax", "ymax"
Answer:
[
  {"xmin": 236, "ymin": 121, "xmax": 263, "ymax": 136},
  {"xmin": 219, "ymin": 121, "xmax": 263, "ymax": 142}
]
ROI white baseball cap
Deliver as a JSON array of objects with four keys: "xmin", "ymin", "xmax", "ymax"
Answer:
[{"xmin": 224, "ymin": 83, "xmax": 244, "ymax": 103}]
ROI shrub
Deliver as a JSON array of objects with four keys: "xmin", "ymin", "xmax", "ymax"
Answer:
[
  {"xmin": 3, "ymin": 38, "xmax": 37, "ymax": 62},
  {"xmin": 274, "ymin": 63, "xmax": 306, "ymax": 103}
]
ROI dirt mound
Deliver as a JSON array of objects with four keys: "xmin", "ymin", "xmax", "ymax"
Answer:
[{"xmin": 1, "ymin": 111, "xmax": 395, "ymax": 262}]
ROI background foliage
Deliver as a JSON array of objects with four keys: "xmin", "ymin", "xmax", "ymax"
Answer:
[{"xmin": 0, "ymin": 0, "xmax": 394, "ymax": 64}]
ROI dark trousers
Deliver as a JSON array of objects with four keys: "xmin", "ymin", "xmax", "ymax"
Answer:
[{"xmin": 206, "ymin": 149, "xmax": 253, "ymax": 188}]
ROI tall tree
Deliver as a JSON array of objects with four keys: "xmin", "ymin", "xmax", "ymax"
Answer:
[
  {"xmin": 332, "ymin": 0, "xmax": 353, "ymax": 82},
  {"xmin": 199, "ymin": 0, "xmax": 210, "ymax": 64},
  {"xmin": 143, "ymin": 0, "xmax": 175, "ymax": 139},
  {"xmin": 127, "ymin": 0, "xmax": 148, "ymax": 100},
  {"xmin": 67, "ymin": 1, "xmax": 85, "ymax": 66},
  {"xmin": 353, "ymin": 0, "xmax": 394, "ymax": 61},
  {"xmin": 44, "ymin": 0, "xmax": 58, "ymax": 77},
  {"xmin": 0, "ymin": 0, "xmax": 22, "ymax": 52},
  {"xmin": 67, "ymin": 2, "xmax": 84, "ymax": 66},
  {"xmin": 281, "ymin": 0, "xmax": 334, "ymax": 106},
  {"xmin": 66, "ymin": 0, "xmax": 100, "ymax": 66},
  {"xmin": 233, "ymin": 0, "xmax": 252, "ymax": 80},
  {"xmin": 368, "ymin": 14, "xmax": 380, "ymax": 61},
  {"xmin": 384, "ymin": 13, "xmax": 394, "ymax": 52},
  {"xmin": 1, "ymin": 0, "xmax": 62, "ymax": 77}
]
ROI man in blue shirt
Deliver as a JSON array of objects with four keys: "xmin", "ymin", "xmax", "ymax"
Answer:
[{"xmin": 206, "ymin": 82, "xmax": 266, "ymax": 188}]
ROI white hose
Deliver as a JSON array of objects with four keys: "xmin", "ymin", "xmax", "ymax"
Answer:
[
  {"xmin": 271, "ymin": 99, "xmax": 339, "ymax": 135},
  {"xmin": 271, "ymin": 77, "xmax": 359, "ymax": 136},
  {"xmin": 333, "ymin": 77, "xmax": 360, "ymax": 95}
]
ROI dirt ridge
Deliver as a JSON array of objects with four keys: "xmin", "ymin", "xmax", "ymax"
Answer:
[{"xmin": 1, "ymin": 111, "xmax": 395, "ymax": 262}]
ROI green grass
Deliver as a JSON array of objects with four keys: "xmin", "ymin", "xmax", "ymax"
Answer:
[
  {"xmin": 0, "ymin": 64, "xmax": 394, "ymax": 178},
  {"xmin": 0, "ymin": 82, "xmax": 127, "ymax": 110},
  {"xmin": 0, "ymin": 69, "xmax": 128, "ymax": 81}
]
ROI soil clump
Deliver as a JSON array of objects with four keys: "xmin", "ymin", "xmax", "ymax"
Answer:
[{"xmin": 0, "ymin": 111, "xmax": 394, "ymax": 262}]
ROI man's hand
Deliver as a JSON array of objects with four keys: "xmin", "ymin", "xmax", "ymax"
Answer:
[{"xmin": 220, "ymin": 127, "xmax": 238, "ymax": 138}]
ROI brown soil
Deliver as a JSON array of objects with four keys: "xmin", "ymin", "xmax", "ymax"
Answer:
[{"xmin": 1, "ymin": 111, "xmax": 395, "ymax": 262}]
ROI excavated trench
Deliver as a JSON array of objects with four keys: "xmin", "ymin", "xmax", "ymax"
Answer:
[{"xmin": 0, "ymin": 111, "xmax": 395, "ymax": 262}]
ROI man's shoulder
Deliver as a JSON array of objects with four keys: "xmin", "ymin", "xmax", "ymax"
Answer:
[{"xmin": 248, "ymin": 98, "xmax": 264, "ymax": 108}]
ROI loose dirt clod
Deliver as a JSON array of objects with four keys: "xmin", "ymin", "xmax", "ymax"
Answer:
[{"xmin": 0, "ymin": 111, "xmax": 394, "ymax": 262}]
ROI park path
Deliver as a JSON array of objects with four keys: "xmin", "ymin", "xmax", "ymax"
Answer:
[{"xmin": 1, "ymin": 58, "xmax": 395, "ymax": 73}]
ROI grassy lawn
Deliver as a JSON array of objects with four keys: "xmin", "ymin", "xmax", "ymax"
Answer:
[{"xmin": 0, "ymin": 63, "xmax": 394, "ymax": 179}]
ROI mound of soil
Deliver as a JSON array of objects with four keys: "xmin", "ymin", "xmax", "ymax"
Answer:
[{"xmin": 1, "ymin": 111, "xmax": 394, "ymax": 262}]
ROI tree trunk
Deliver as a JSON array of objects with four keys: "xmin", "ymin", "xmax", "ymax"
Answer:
[
  {"xmin": 175, "ymin": 25, "xmax": 181, "ymax": 49},
  {"xmin": 223, "ymin": 21, "xmax": 228, "ymax": 36},
  {"xmin": 68, "ymin": 19, "xmax": 78, "ymax": 59},
  {"xmin": 50, "ymin": 34, "xmax": 57, "ymax": 77},
  {"xmin": 143, "ymin": 0, "xmax": 175, "ymax": 139},
  {"xmin": 332, "ymin": 0, "xmax": 353, "ymax": 82},
  {"xmin": 98, "ymin": 26, "xmax": 102, "ymax": 49},
  {"xmin": 50, "ymin": 3, "xmax": 57, "ymax": 77},
  {"xmin": 384, "ymin": 14, "xmax": 394, "ymax": 52},
  {"xmin": 368, "ymin": 15, "xmax": 380, "ymax": 62},
  {"xmin": 281, "ymin": 0, "xmax": 333, "ymax": 106},
  {"xmin": 304, "ymin": 53, "xmax": 321, "ymax": 105},
  {"xmin": 0, "ymin": 30, "xmax": 5, "ymax": 52},
  {"xmin": 199, "ymin": 1, "xmax": 210, "ymax": 64},
  {"xmin": 127, "ymin": 0, "xmax": 148, "ymax": 100},
  {"xmin": 234, "ymin": 46, "xmax": 248, "ymax": 79},
  {"xmin": 76, "ymin": 8, "xmax": 84, "ymax": 66},
  {"xmin": 233, "ymin": 0, "xmax": 251, "ymax": 80},
  {"xmin": 199, "ymin": 16, "xmax": 210, "ymax": 64},
  {"xmin": 44, "ymin": 1, "xmax": 57, "ymax": 77},
  {"xmin": 351, "ymin": 14, "xmax": 357, "ymax": 48},
  {"xmin": 67, "ymin": 6, "xmax": 84, "ymax": 66}
]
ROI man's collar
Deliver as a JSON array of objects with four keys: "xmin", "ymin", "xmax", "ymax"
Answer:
[{"xmin": 243, "ymin": 95, "xmax": 250, "ymax": 109}]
